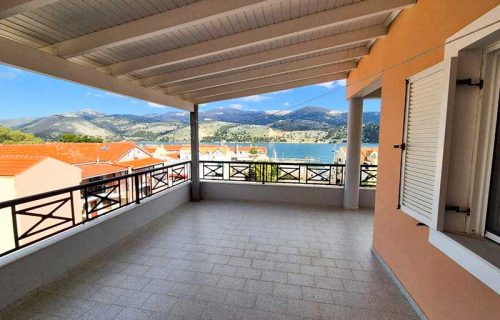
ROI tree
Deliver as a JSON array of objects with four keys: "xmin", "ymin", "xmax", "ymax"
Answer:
[
  {"xmin": 0, "ymin": 127, "xmax": 43, "ymax": 144},
  {"xmin": 59, "ymin": 133, "xmax": 103, "ymax": 143},
  {"xmin": 248, "ymin": 162, "xmax": 278, "ymax": 182}
]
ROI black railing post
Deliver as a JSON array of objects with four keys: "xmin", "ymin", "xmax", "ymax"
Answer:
[
  {"xmin": 70, "ymin": 191, "xmax": 76, "ymax": 226},
  {"xmin": 11, "ymin": 205, "xmax": 19, "ymax": 249},
  {"xmin": 84, "ymin": 187, "xmax": 89, "ymax": 219},
  {"xmin": 261, "ymin": 163, "xmax": 265, "ymax": 184},
  {"xmin": 134, "ymin": 173, "xmax": 140, "ymax": 204}
]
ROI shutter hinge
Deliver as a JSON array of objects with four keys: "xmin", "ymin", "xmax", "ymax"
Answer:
[
  {"xmin": 445, "ymin": 205, "xmax": 471, "ymax": 214},
  {"xmin": 456, "ymin": 78, "xmax": 483, "ymax": 90},
  {"xmin": 394, "ymin": 143, "xmax": 406, "ymax": 150}
]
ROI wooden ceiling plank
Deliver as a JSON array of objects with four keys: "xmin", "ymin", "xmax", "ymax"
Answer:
[
  {"xmin": 141, "ymin": 26, "xmax": 385, "ymax": 87},
  {"xmin": 106, "ymin": 0, "xmax": 414, "ymax": 76}
]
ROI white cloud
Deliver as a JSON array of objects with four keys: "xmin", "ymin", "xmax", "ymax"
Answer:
[
  {"xmin": 0, "ymin": 66, "xmax": 26, "ymax": 80},
  {"xmin": 147, "ymin": 102, "xmax": 167, "ymax": 108},
  {"xmin": 316, "ymin": 79, "xmax": 347, "ymax": 89},
  {"xmin": 238, "ymin": 94, "xmax": 271, "ymax": 102},
  {"xmin": 267, "ymin": 89, "xmax": 293, "ymax": 95},
  {"xmin": 86, "ymin": 91, "xmax": 103, "ymax": 98},
  {"xmin": 0, "ymin": 67, "xmax": 22, "ymax": 80},
  {"xmin": 283, "ymin": 102, "xmax": 290, "ymax": 106},
  {"xmin": 229, "ymin": 103, "xmax": 245, "ymax": 110},
  {"xmin": 0, "ymin": 71, "xmax": 17, "ymax": 79},
  {"xmin": 104, "ymin": 92, "xmax": 123, "ymax": 97}
]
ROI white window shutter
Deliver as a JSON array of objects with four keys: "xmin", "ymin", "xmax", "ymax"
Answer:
[{"xmin": 400, "ymin": 63, "xmax": 450, "ymax": 228}]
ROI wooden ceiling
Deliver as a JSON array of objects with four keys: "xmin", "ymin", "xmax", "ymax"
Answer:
[{"xmin": 0, "ymin": 0, "xmax": 415, "ymax": 110}]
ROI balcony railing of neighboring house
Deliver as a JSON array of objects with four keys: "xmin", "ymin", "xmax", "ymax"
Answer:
[
  {"xmin": 360, "ymin": 164, "xmax": 378, "ymax": 188},
  {"xmin": 200, "ymin": 161, "xmax": 347, "ymax": 186},
  {"xmin": 0, "ymin": 161, "xmax": 191, "ymax": 258}
]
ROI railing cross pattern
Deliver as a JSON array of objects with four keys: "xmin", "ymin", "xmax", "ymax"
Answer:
[
  {"xmin": 17, "ymin": 197, "xmax": 72, "ymax": 240},
  {"xmin": 307, "ymin": 167, "xmax": 330, "ymax": 181}
]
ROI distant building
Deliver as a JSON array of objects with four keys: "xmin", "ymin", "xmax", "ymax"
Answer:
[
  {"xmin": 0, "ymin": 155, "xmax": 82, "ymax": 254},
  {"xmin": 0, "ymin": 142, "xmax": 165, "ymax": 183},
  {"xmin": 144, "ymin": 145, "xmax": 181, "ymax": 162},
  {"xmin": 334, "ymin": 146, "xmax": 378, "ymax": 165},
  {"xmin": 189, "ymin": 145, "xmax": 232, "ymax": 161},
  {"xmin": 0, "ymin": 143, "xmax": 167, "ymax": 221},
  {"xmin": 154, "ymin": 144, "xmax": 269, "ymax": 161},
  {"xmin": 229, "ymin": 146, "xmax": 268, "ymax": 161}
]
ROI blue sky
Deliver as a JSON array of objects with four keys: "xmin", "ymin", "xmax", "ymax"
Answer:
[{"xmin": 0, "ymin": 64, "xmax": 380, "ymax": 119}]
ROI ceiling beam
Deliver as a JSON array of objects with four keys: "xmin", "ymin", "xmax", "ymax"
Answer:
[
  {"xmin": 193, "ymin": 73, "xmax": 348, "ymax": 104},
  {"xmin": 107, "ymin": 0, "xmax": 415, "ymax": 76},
  {"xmin": 0, "ymin": 37, "xmax": 193, "ymax": 111},
  {"xmin": 143, "ymin": 26, "xmax": 385, "ymax": 88},
  {"xmin": 46, "ymin": 0, "xmax": 274, "ymax": 58},
  {"xmin": 181, "ymin": 61, "xmax": 356, "ymax": 100},
  {"xmin": 166, "ymin": 47, "xmax": 368, "ymax": 95},
  {"xmin": 0, "ymin": 0, "xmax": 57, "ymax": 19}
]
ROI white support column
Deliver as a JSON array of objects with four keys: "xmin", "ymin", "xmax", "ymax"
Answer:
[
  {"xmin": 344, "ymin": 97, "xmax": 364, "ymax": 209},
  {"xmin": 190, "ymin": 104, "xmax": 200, "ymax": 201}
]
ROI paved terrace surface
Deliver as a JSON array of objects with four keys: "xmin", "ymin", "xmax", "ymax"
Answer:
[{"xmin": 1, "ymin": 200, "xmax": 418, "ymax": 320}]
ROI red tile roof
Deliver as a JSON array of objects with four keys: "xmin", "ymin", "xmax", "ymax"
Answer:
[
  {"xmin": 163, "ymin": 145, "xmax": 184, "ymax": 152},
  {"xmin": 0, "ymin": 155, "xmax": 47, "ymax": 176},
  {"xmin": 116, "ymin": 158, "xmax": 165, "ymax": 169},
  {"xmin": 79, "ymin": 163, "xmax": 127, "ymax": 179},
  {"xmin": 143, "ymin": 146, "xmax": 157, "ymax": 153},
  {"xmin": 0, "ymin": 142, "xmax": 137, "ymax": 164}
]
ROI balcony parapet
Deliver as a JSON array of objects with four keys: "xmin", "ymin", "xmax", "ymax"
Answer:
[{"xmin": 0, "ymin": 161, "xmax": 191, "ymax": 259}]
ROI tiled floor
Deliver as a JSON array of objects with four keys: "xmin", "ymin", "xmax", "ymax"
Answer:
[{"xmin": 1, "ymin": 200, "xmax": 419, "ymax": 320}]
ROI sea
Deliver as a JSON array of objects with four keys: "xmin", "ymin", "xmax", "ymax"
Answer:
[
  {"xmin": 143, "ymin": 142, "xmax": 378, "ymax": 163},
  {"xmin": 226, "ymin": 142, "xmax": 378, "ymax": 163}
]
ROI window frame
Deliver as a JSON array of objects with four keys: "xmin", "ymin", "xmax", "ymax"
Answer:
[
  {"xmin": 428, "ymin": 7, "xmax": 500, "ymax": 294},
  {"xmin": 469, "ymin": 42, "xmax": 500, "ymax": 240}
]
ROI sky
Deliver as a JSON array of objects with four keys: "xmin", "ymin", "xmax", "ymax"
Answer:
[{"xmin": 0, "ymin": 64, "xmax": 380, "ymax": 119}]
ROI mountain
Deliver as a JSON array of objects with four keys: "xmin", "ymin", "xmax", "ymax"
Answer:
[{"xmin": 0, "ymin": 107, "xmax": 380, "ymax": 143}]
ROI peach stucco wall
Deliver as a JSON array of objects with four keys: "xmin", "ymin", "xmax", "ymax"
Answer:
[{"xmin": 346, "ymin": 1, "xmax": 500, "ymax": 319}]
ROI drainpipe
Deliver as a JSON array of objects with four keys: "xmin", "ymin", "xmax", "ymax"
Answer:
[
  {"xmin": 190, "ymin": 104, "xmax": 201, "ymax": 201},
  {"xmin": 344, "ymin": 98, "xmax": 363, "ymax": 210}
]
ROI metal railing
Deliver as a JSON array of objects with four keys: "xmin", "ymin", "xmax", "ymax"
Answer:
[
  {"xmin": 0, "ymin": 161, "xmax": 190, "ymax": 258},
  {"xmin": 0, "ymin": 160, "xmax": 376, "ymax": 258},
  {"xmin": 360, "ymin": 164, "xmax": 378, "ymax": 188},
  {"xmin": 200, "ymin": 161, "xmax": 346, "ymax": 186},
  {"xmin": 201, "ymin": 161, "xmax": 378, "ymax": 188}
]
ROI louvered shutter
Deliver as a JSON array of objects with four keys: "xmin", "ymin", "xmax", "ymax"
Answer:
[{"xmin": 400, "ymin": 63, "xmax": 447, "ymax": 226}]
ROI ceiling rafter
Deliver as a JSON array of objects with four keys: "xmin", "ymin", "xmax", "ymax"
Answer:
[
  {"xmin": 0, "ymin": 37, "xmax": 193, "ymax": 111},
  {"xmin": 165, "ymin": 47, "xmax": 368, "ymax": 95},
  {"xmin": 105, "ymin": 0, "xmax": 415, "ymax": 76},
  {"xmin": 142, "ymin": 26, "xmax": 385, "ymax": 88},
  {"xmin": 181, "ymin": 61, "xmax": 357, "ymax": 100},
  {"xmin": 193, "ymin": 73, "xmax": 349, "ymax": 104},
  {"xmin": 0, "ymin": 0, "xmax": 57, "ymax": 20},
  {"xmin": 44, "ymin": 0, "xmax": 275, "ymax": 58}
]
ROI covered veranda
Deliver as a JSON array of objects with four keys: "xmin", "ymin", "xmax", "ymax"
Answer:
[
  {"xmin": 0, "ymin": 1, "xmax": 461, "ymax": 319},
  {"xmin": 0, "ymin": 0, "xmax": 500, "ymax": 319},
  {"xmin": 0, "ymin": 0, "xmax": 404, "ymax": 209}
]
